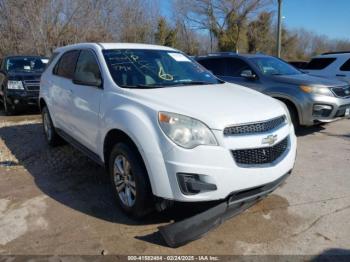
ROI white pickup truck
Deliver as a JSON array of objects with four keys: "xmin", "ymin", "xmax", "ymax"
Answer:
[{"xmin": 40, "ymin": 43, "xmax": 296, "ymax": 247}]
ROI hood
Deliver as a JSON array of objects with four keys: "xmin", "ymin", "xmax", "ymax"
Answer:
[
  {"xmin": 270, "ymin": 73, "xmax": 347, "ymax": 87},
  {"xmin": 126, "ymin": 83, "xmax": 286, "ymax": 130},
  {"xmin": 7, "ymin": 71, "xmax": 42, "ymax": 81}
]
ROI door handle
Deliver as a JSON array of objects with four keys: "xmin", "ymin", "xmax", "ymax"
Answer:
[{"xmin": 336, "ymin": 74, "xmax": 346, "ymax": 77}]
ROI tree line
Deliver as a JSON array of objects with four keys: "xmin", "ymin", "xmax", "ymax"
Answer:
[{"xmin": 1, "ymin": 0, "xmax": 349, "ymax": 60}]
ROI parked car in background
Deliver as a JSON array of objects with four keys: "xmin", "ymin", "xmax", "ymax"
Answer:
[
  {"xmin": 40, "ymin": 43, "xmax": 296, "ymax": 247},
  {"xmin": 304, "ymin": 51, "xmax": 350, "ymax": 83},
  {"xmin": 196, "ymin": 53, "xmax": 350, "ymax": 128},
  {"xmin": 0, "ymin": 55, "xmax": 49, "ymax": 114},
  {"xmin": 288, "ymin": 61, "xmax": 308, "ymax": 69}
]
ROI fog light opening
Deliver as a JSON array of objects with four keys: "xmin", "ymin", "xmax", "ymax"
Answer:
[
  {"xmin": 313, "ymin": 104, "xmax": 333, "ymax": 117},
  {"xmin": 177, "ymin": 173, "xmax": 217, "ymax": 195}
]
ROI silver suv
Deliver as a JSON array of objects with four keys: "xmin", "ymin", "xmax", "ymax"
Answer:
[{"xmin": 197, "ymin": 53, "xmax": 350, "ymax": 127}]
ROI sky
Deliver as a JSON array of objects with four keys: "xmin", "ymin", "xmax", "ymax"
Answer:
[{"xmin": 160, "ymin": 0, "xmax": 350, "ymax": 40}]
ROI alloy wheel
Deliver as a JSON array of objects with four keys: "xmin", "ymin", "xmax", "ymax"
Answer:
[
  {"xmin": 113, "ymin": 154, "xmax": 137, "ymax": 207},
  {"xmin": 43, "ymin": 110, "xmax": 53, "ymax": 141}
]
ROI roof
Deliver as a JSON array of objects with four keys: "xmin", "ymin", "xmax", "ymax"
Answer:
[
  {"xmin": 54, "ymin": 42, "xmax": 178, "ymax": 53},
  {"xmin": 4, "ymin": 55, "xmax": 47, "ymax": 59},
  {"xmin": 321, "ymin": 51, "xmax": 350, "ymax": 55}
]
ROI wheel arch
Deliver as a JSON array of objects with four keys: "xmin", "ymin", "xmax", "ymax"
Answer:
[
  {"xmin": 103, "ymin": 128, "xmax": 171, "ymax": 199},
  {"xmin": 39, "ymin": 98, "xmax": 47, "ymax": 112},
  {"xmin": 272, "ymin": 95, "xmax": 302, "ymax": 125}
]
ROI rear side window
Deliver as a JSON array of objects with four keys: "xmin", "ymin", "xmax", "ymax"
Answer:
[
  {"xmin": 197, "ymin": 58, "xmax": 226, "ymax": 76},
  {"xmin": 53, "ymin": 50, "xmax": 80, "ymax": 79},
  {"xmin": 305, "ymin": 58, "xmax": 336, "ymax": 70},
  {"xmin": 340, "ymin": 59, "xmax": 350, "ymax": 71}
]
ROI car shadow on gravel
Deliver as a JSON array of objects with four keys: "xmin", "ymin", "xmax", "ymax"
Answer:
[{"xmin": 0, "ymin": 122, "xmax": 219, "ymax": 246}]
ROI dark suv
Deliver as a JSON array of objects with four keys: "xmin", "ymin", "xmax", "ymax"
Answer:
[
  {"xmin": 0, "ymin": 55, "xmax": 48, "ymax": 114},
  {"xmin": 196, "ymin": 53, "xmax": 350, "ymax": 127}
]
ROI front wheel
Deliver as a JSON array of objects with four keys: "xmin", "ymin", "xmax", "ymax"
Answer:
[
  {"xmin": 3, "ymin": 96, "xmax": 16, "ymax": 115},
  {"xmin": 109, "ymin": 142, "xmax": 153, "ymax": 218}
]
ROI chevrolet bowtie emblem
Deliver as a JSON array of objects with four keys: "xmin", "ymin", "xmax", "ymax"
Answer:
[{"xmin": 262, "ymin": 134, "xmax": 278, "ymax": 146}]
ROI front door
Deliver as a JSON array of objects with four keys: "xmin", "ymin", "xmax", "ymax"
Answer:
[{"xmin": 67, "ymin": 49, "xmax": 103, "ymax": 153}]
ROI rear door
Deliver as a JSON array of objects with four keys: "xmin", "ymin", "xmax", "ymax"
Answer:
[
  {"xmin": 197, "ymin": 58, "xmax": 227, "ymax": 79},
  {"xmin": 67, "ymin": 49, "xmax": 103, "ymax": 153},
  {"xmin": 50, "ymin": 50, "xmax": 80, "ymax": 132}
]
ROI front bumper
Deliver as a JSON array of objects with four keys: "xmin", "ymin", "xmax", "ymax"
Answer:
[
  {"xmin": 160, "ymin": 122, "xmax": 296, "ymax": 202},
  {"xmin": 159, "ymin": 170, "xmax": 291, "ymax": 247},
  {"xmin": 5, "ymin": 90, "xmax": 39, "ymax": 108},
  {"xmin": 300, "ymin": 94, "xmax": 350, "ymax": 125}
]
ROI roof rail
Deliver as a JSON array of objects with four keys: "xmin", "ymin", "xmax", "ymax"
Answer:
[{"xmin": 322, "ymin": 51, "xmax": 350, "ymax": 55}]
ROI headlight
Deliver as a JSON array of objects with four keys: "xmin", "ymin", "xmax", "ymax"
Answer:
[
  {"xmin": 300, "ymin": 85, "xmax": 333, "ymax": 96},
  {"xmin": 276, "ymin": 100, "xmax": 292, "ymax": 126},
  {"xmin": 158, "ymin": 112, "xmax": 218, "ymax": 149},
  {"xmin": 7, "ymin": 81, "xmax": 24, "ymax": 90}
]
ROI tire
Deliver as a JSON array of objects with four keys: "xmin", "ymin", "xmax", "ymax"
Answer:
[
  {"xmin": 286, "ymin": 103, "xmax": 299, "ymax": 130},
  {"xmin": 42, "ymin": 106, "xmax": 62, "ymax": 146},
  {"xmin": 109, "ymin": 142, "xmax": 153, "ymax": 218},
  {"xmin": 3, "ymin": 96, "xmax": 16, "ymax": 115}
]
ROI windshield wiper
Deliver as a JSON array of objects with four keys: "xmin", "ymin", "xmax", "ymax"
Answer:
[
  {"xmin": 120, "ymin": 84, "xmax": 166, "ymax": 89},
  {"xmin": 172, "ymin": 81, "xmax": 216, "ymax": 86}
]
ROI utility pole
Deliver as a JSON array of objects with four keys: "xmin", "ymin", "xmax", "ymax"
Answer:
[{"xmin": 276, "ymin": 0, "xmax": 282, "ymax": 57}]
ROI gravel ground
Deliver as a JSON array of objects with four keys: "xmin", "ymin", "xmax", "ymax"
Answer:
[{"xmin": 0, "ymin": 111, "xmax": 350, "ymax": 256}]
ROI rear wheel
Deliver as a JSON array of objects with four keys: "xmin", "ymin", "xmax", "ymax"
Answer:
[
  {"xmin": 109, "ymin": 142, "xmax": 153, "ymax": 218},
  {"xmin": 42, "ymin": 106, "xmax": 62, "ymax": 146}
]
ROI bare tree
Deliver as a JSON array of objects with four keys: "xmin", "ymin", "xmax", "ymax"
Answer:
[{"xmin": 175, "ymin": 0, "xmax": 272, "ymax": 52}]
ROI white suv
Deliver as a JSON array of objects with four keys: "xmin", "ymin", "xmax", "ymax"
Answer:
[
  {"xmin": 40, "ymin": 43, "xmax": 296, "ymax": 245},
  {"xmin": 305, "ymin": 51, "xmax": 350, "ymax": 83}
]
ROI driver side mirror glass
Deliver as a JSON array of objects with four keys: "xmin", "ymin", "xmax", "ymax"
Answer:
[{"xmin": 240, "ymin": 69, "xmax": 257, "ymax": 79}]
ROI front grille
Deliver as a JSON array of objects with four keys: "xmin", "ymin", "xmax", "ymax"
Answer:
[
  {"xmin": 23, "ymin": 80, "xmax": 40, "ymax": 92},
  {"xmin": 331, "ymin": 86, "xmax": 350, "ymax": 98},
  {"xmin": 224, "ymin": 116, "xmax": 286, "ymax": 136},
  {"xmin": 232, "ymin": 136, "xmax": 288, "ymax": 165}
]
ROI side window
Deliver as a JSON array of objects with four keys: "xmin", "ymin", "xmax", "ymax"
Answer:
[
  {"xmin": 226, "ymin": 58, "xmax": 252, "ymax": 77},
  {"xmin": 305, "ymin": 58, "xmax": 336, "ymax": 70},
  {"xmin": 53, "ymin": 50, "xmax": 80, "ymax": 79},
  {"xmin": 73, "ymin": 50, "xmax": 102, "ymax": 86},
  {"xmin": 198, "ymin": 58, "xmax": 226, "ymax": 76},
  {"xmin": 340, "ymin": 59, "xmax": 350, "ymax": 71}
]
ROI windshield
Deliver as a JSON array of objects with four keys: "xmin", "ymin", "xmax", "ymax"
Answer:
[
  {"xmin": 6, "ymin": 57, "xmax": 48, "ymax": 72},
  {"xmin": 250, "ymin": 57, "xmax": 302, "ymax": 76},
  {"xmin": 103, "ymin": 49, "xmax": 222, "ymax": 88}
]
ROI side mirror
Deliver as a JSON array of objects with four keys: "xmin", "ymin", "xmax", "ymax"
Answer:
[
  {"xmin": 240, "ymin": 70, "xmax": 257, "ymax": 80},
  {"xmin": 73, "ymin": 72, "xmax": 102, "ymax": 88}
]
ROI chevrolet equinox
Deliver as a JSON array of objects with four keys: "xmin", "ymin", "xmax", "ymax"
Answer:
[{"xmin": 40, "ymin": 43, "xmax": 297, "ymax": 242}]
